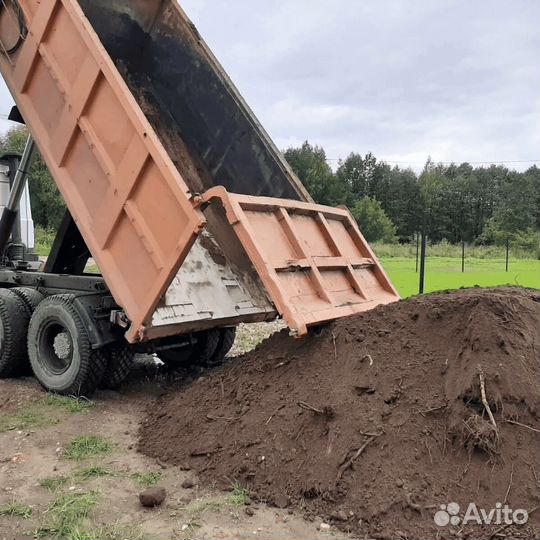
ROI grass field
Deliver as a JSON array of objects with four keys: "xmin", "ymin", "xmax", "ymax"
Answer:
[{"xmin": 380, "ymin": 256, "xmax": 539, "ymax": 298}]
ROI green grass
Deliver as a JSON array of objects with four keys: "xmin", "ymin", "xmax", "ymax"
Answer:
[
  {"xmin": 372, "ymin": 241, "xmax": 537, "ymax": 260},
  {"xmin": 63, "ymin": 436, "xmax": 113, "ymax": 461},
  {"xmin": 40, "ymin": 476, "xmax": 70, "ymax": 492},
  {"xmin": 0, "ymin": 501, "xmax": 33, "ymax": 519},
  {"xmin": 130, "ymin": 471, "xmax": 163, "ymax": 488},
  {"xmin": 181, "ymin": 498, "xmax": 225, "ymax": 515},
  {"xmin": 34, "ymin": 492, "xmax": 99, "ymax": 539},
  {"xmin": 40, "ymin": 467, "xmax": 112, "ymax": 493},
  {"xmin": 75, "ymin": 523, "xmax": 145, "ymax": 540},
  {"xmin": 34, "ymin": 492, "xmax": 145, "ymax": 540},
  {"xmin": 0, "ymin": 395, "xmax": 95, "ymax": 434},
  {"xmin": 0, "ymin": 407, "xmax": 56, "ymax": 433},
  {"xmin": 35, "ymin": 226, "xmax": 56, "ymax": 257},
  {"xmin": 74, "ymin": 466, "xmax": 113, "ymax": 482},
  {"xmin": 380, "ymin": 256, "xmax": 539, "ymax": 298},
  {"xmin": 46, "ymin": 395, "xmax": 96, "ymax": 414},
  {"xmin": 228, "ymin": 482, "xmax": 250, "ymax": 506}
]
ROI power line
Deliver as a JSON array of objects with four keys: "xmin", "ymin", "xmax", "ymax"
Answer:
[
  {"xmin": 325, "ymin": 158, "xmax": 540, "ymax": 165},
  {"xmin": 1, "ymin": 112, "xmax": 538, "ymax": 168}
]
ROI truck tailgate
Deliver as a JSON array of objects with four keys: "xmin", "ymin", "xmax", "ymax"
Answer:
[{"xmin": 201, "ymin": 188, "xmax": 400, "ymax": 336}]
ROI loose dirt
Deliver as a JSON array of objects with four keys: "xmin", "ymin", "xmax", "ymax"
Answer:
[{"xmin": 139, "ymin": 287, "xmax": 540, "ymax": 539}]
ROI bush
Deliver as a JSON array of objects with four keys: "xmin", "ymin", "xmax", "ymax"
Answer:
[
  {"xmin": 371, "ymin": 241, "xmax": 538, "ymax": 260},
  {"xmin": 35, "ymin": 227, "xmax": 55, "ymax": 257},
  {"xmin": 351, "ymin": 197, "xmax": 398, "ymax": 244}
]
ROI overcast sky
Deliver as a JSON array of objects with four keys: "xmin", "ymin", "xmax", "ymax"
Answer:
[{"xmin": 1, "ymin": 0, "xmax": 538, "ymax": 172}]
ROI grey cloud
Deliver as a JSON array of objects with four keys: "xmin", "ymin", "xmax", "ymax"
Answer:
[
  {"xmin": 181, "ymin": 0, "xmax": 538, "ymax": 169},
  {"xmin": 0, "ymin": 0, "xmax": 537, "ymax": 172}
]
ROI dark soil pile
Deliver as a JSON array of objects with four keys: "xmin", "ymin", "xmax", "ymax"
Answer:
[{"xmin": 139, "ymin": 287, "xmax": 540, "ymax": 539}]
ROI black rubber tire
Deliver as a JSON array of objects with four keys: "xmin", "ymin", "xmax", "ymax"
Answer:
[
  {"xmin": 192, "ymin": 329, "xmax": 221, "ymax": 367},
  {"xmin": 159, "ymin": 329, "xmax": 220, "ymax": 368},
  {"xmin": 0, "ymin": 289, "xmax": 31, "ymax": 378},
  {"xmin": 11, "ymin": 287, "xmax": 45, "ymax": 314},
  {"xmin": 100, "ymin": 342, "xmax": 134, "ymax": 389},
  {"xmin": 10, "ymin": 288, "xmax": 45, "ymax": 376},
  {"xmin": 207, "ymin": 327, "xmax": 236, "ymax": 367},
  {"xmin": 27, "ymin": 294, "xmax": 107, "ymax": 397}
]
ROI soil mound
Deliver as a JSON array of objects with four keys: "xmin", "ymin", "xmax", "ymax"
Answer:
[{"xmin": 139, "ymin": 287, "xmax": 540, "ymax": 539}]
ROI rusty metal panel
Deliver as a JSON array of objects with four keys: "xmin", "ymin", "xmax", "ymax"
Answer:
[
  {"xmin": 201, "ymin": 188, "xmax": 400, "ymax": 336},
  {"xmin": 0, "ymin": 0, "xmax": 206, "ymax": 342}
]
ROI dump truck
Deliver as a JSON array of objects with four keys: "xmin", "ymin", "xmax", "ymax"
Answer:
[{"xmin": 0, "ymin": 0, "xmax": 399, "ymax": 397}]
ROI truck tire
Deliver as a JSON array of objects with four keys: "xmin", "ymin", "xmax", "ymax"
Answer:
[
  {"xmin": 27, "ymin": 294, "xmax": 107, "ymax": 397},
  {"xmin": 160, "ymin": 329, "xmax": 220, "ymax": 368},
  {"xmin": 11, "ymin": 287, "xmax": 45, "ymax": 314},
  {"xmin": 0, "ymin": 289, "xmax": 31, "ymax": 378},
  {"xmin": 10, "ymin": 288, "xmax": 45, "ymax": 376},
  {"xmin": 100, "ymin": 342, "xmax": 134, "ymax": 389},
  {"xmin": 207, "ymin": 327, "xmax": 236, "ymax": 367}
]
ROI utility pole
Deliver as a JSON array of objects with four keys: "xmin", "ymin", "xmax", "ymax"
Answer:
[
  {"xmin": 415, "ymin": 232, "xmax": 420, "ymax": 273},
  {"xmin": 419, "ymin": 228, "xmax": 427, "ymax": 294}
]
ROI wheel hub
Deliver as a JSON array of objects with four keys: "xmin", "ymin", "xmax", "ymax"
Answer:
[{"xmin": 53, "ymin": 332, "xmax": 72, "ymax": 360}]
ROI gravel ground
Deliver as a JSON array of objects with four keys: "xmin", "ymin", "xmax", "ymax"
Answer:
[{"xmin": 229, "ymin": 320, "xmax": 286, "ymax": 357}]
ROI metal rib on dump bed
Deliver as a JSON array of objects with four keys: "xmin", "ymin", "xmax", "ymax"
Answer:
[{"xmin": 201, "ymin": 188, "xmax": 400, "ymax": 336}]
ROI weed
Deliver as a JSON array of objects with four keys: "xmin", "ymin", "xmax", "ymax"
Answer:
[
  {"xmin": 40, "ymin": 467, "xmax": 112, "ymax": 493},
  {"xmin": 0, "ymin": 395, "xmax": 94, "ymax": 434},
  {"xmin": 34, "ymin": 492, "xmax": 99, "ymax": 539},
  {"xmin": 0, "ymin": 408, "xmax": 57, "ymax": 433},
  {"xmin": 35, "ymin": 226, "xmax": 55, "ymax": 257},
  {"xmin": 74, "ymin": 466, "xmax": 113, "ymax": 482},
  {"xmin": 179, "ymin": 519, "xmax": 202, "ymax": 539},
  {"xmin": 181, "ymin": 498, "xmax": 225, "ymax": 516},
  {"xmin": 130, "ymin": 471, "xmax": 162, "ymax": 488},
  {"xmin": 40, "ymin": 476, "xmax": 69, "ymax": 492},
  {"xmin": 63, "ymin": 436, "xmax": 113, "ymax": 461},
  {"xmin": 0, "ymin": 501, "xmax": 32, "ymax": 518},
  {"xmin": 46, "ymin": 395, "xmax": 95, "ymax": 414},
  {"xmin": 60, "ymin": 522, "xmax": 144, "ymax": 540},
  {"xmin": 228, "ymin": 482, "xmax": 250, "ymax": 506},
  {"xmin": 92, "ymin": 523, "xmax": 144, "ymax": 539}
]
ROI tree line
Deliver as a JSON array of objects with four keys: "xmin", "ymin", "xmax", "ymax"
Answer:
[
  {"xmin": 0, "ymin": 127, "xmax": 538, "ymax": 255},
  {"xmin": 285, "ymin": 142, "xmax": 540, "ymax": 253}
]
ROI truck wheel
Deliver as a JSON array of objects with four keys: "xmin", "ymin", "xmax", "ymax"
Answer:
[
  {"xmin": 0, "ymin": 289, "xmax": 30, "ymax": 378},
  {"xmin": 160, "ymin": 329, "xmax": 220, "ymax": 368},
  {"xmin": 207, "ymin": 327, "xmax": 236, "ymax": 367},
  {"xmin": 27, "ymin": 295, "xmax": 107, "ymax": 397},
  {"xmin": 100, "ymin": 342, "xmax": 134, "ymax": 389},
  {"xmin": 11, "ymin": 287, "xmax": 45, "ymax": 314},
  {"xmin": 192, "ymin": 329, "xmax": 221, "ymax": 367},
  {"xmin": 10, "ymin": 288, "xmax": 45, "ymax": 376}
]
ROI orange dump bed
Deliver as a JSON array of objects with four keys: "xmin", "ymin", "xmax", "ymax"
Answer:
[
  {"xmin": 0, "ymin": 0, "xmax": 399, "ymax": 342},
  {"xmin": 201, "ymin": 188, "xmax": 399, "ymax": 337}
]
